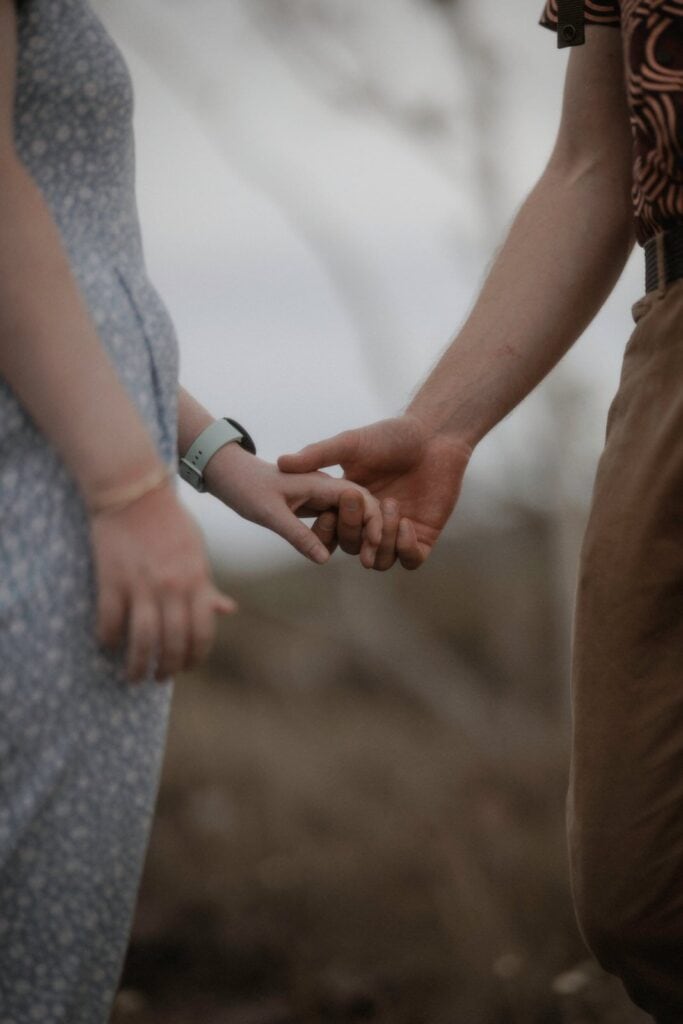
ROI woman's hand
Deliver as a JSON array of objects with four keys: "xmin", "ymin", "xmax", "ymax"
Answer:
[
  {"xmin": 202, "ymin": 444, "xmax": 384, "ymax": 567},
  {"xmin": 89, "ymin": 478, "xmax": 236, "ymax": 683}
]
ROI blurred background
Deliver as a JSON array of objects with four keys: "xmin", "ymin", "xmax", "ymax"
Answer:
[{"xmin": 94, "ymin": 0, "xmax": 651, "ymax": 1021}]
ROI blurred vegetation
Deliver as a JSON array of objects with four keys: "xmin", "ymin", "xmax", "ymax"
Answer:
[{"xmin": 111, "ymin": 506, "xmax": 651, "ymax": 1024}]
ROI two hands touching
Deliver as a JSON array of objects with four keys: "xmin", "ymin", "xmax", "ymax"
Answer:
[
  {"xmin": 89, "ymin": 413, "xmax": 472, "ymax": 684},
  {"xmin": 277, "ymin": 414, "xmax": 472, "ymax": 572},
  {"xmin": 201, "ymin": 412, "xmax": 471, "ymax": 573}
]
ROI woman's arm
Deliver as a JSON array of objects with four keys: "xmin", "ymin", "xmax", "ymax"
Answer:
[
  {"xmin": 0, "ymin": 1, "xmax": 235, "ymax": 681},
  {"xmin": 0, "ymin": 0, "xmax": 165, "ymax": 504}
]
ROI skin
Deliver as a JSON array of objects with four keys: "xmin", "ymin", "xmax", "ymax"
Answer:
[
  {"xmin": 176, "ymin": 386, "xmax": 382, "ymax": 571},
  {"xmin": 0, "ymin": 0, "xmax": 381, "ymax": 682},
  {"xmin": 279, "ymin": 24, "xmax": 637, "ymax": 570}
]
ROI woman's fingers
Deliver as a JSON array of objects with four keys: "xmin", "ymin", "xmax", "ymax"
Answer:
[
  {"xmin": 154, "ymin": 589, "xmax": 190, "ymax": 682},
  {"xmin": 301, "ymin": 483, "xmax": 384, "ymax": 566},
  {"xmin": 361, "ymin": 491, "xmax": 383, "ymax": 550},
  {"xmin": 183, "ymin": 587, "xmax": 217, "ymax": 674},
  {"xmin": 96, "ymin": 584, "xmax": 127, "ymax": 650},
  {"xmin": 368, "ymin": 498, "xmax": 400, "ymax": 571},
  {"xmin": 336, "ymin": 487, "xmax": 383, "ymax": 566},
  {"xmin": 125, "ymin": 591, "xmax": 160, "ymax": 683},
  {"xmin": 312, "ymin": 509, "xmax": 339, "ymax": 555},
  {"xmin": 268, "ymin": 505, "xmax": 331, "ymax": 564},
  {"xmin": 186, "ymin": 585, "xmax": 237, "ymax": 672},
  {"xmin": 128, "ymin": 582, "xmax": 237, "ymax": 684},
  {"xmin": 91, "ymin": 486, "xmax": 241, "ymax": 685},
  {"xmin": 337, "ymin": 488, "xmax": 365, "ymax": 555},
  {"xmin": 212, "ymin": 587, "xmax": 238, "ymax": 617},
  {"xmin": 396, "ymin": 517, "xmax": 425, "ymax": 571}
]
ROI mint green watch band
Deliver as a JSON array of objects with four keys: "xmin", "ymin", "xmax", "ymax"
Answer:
[{"xmin": 178, "ymin": 418, "xmax": 244, "ymax": 492}]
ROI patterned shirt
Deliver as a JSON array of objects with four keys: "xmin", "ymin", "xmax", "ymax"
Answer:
[{"xmin": 539, "ymin": 0, "xmax": 683, "ymax": 247}]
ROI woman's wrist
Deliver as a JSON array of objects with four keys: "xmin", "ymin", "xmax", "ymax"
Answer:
[
  {"xmin": 85, "ymin": 459, "xmax": 175, "ymax": 517},
  {"xmin": 202, "ymin": 440, "xmax": 252, "ymax": 497}
]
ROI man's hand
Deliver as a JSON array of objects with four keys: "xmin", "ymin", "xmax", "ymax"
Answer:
[{"xmin": 277, "ymin": 415, "xmax": 473, "ymax": 570}]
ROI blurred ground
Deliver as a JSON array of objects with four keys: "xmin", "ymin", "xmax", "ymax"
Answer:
[{"xmin": 111, "ymin": 508, "xmax": 652, "ymax": 1024}]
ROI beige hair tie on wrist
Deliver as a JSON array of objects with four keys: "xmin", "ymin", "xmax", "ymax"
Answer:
[{"xmin": 87, "ymin": 463, "xmax": 175, "ymax": 516}]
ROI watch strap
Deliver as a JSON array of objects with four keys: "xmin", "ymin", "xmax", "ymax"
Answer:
[
  {"xmin": 223, "ymin": 417, "xmax": 257, "ymax": 456},
  {"xmin": 178, "ymin": 417, "xmax": 245, "ymax": 492}
]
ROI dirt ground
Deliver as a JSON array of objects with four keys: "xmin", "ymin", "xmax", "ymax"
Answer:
[{"xmin": 111, "ymin": 539, "xmax": 654, "ymax": 1024}]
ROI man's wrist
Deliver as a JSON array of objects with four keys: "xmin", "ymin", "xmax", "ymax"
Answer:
[{"xmin": 403, "ymin": 406, "xmax": 477, "ymax": 459}]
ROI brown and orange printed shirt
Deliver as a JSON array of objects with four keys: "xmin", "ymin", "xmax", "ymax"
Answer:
[{"xmin": 539, "ymin": 0, "xmax": 683, "ymax": 247}]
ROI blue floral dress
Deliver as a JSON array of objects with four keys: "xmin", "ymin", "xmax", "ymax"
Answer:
[{"xmin": 0, "ymin": 1, "xmax": 181, "ymax": 1018}]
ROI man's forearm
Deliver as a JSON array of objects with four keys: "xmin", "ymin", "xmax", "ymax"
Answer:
[{"xmin": 408, "ymin": 158, "xmax": 636, "ymax": 449}]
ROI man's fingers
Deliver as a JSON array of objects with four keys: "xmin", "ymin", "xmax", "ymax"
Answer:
[
  {"xmin": 312, "ymin": 510, "xmax": 339, "ymax": 555},
  {"xmin": 337, "ymin": 488, "xmax": 364, "ymax": 556},
  {"xmin": 396, "ymin": 517, "xmax": 426, "ymax": 571},
  {"xmin": 278, "ymin": 431, "xmax": 359, "ymax": 474}
]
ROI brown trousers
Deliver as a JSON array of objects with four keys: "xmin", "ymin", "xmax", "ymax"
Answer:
[{"xmin": 568, "ymin": 264, "xmax": 683, "ymax": 1022}]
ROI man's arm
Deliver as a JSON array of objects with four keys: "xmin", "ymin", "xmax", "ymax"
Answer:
[
  {"xmin": 279, "ymin": 24, "xmax": 636, "ymax": 569},
  {"xmin": 407, "ymin": 23, "xmax": 635, "ymax": 447}
]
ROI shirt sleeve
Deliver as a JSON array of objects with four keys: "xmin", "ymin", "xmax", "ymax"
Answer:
[{"xmin": 539, "ymin": 0, "xmax": 620, "ymax": 32}]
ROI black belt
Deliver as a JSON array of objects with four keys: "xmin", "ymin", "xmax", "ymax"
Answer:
[{"xmin": 644, "ymin": 225, "xmax": 683, "ymax": 293}]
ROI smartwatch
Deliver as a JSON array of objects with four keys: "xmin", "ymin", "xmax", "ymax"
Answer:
[{"xmin": 178, "ymin": 417, "xmax": 257, "ymax": 492}]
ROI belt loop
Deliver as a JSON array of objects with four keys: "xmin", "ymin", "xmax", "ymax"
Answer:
[
  {"xmin": 556, "ymin": 0, "xmax": 585, "ymax": 47},
  {"xmin": 656, "ymin": 230, "xmax": 667, "ymax": 299}
]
